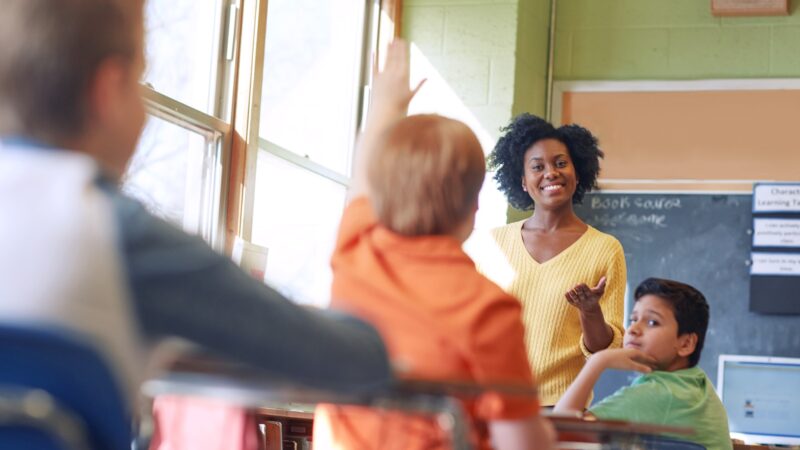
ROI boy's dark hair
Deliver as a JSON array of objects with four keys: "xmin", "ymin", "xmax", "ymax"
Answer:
[
  {"xmin": 634, "ymin": 278, "xmax": 709, "ymax": 367},
  {"xmin": 487, "ymin": 113, "xmax": 604, "ymax": 211}
]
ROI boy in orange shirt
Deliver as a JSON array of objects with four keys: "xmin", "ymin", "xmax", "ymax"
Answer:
[{"xmin": 313, "ymin": 41, "xmax": 555, "ymax": 450}]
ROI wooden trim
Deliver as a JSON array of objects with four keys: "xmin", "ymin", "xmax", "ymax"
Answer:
[
  {"xmin": 382, "ymin": 0, "xmax": 403, "ymax": 39},
  {"xmin": 598, "ymin": 180, "xmax": 755, "ymax": 194},
  {"xmin": 224, "ymin": 0, "xmax": 268, "ymax": 253}
]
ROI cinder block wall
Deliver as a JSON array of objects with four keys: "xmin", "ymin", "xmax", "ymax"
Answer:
[
  {"xmin": 513, "ymin": 0, "xmax": 550, "ymax": 117},
  {"xmin": 403, "ymin": 0, "xmax": 551, "ymax": 144},
  {"xmin": 402, "ymin": 0, "xmax": 552, "ymax": 228},
  {"xmin": 403, "ymin": 0, "xmax": 800, "ymax": 223},
  {"xmin": 556, "ymin": 0, "xmax": 800, "ymax": 80},
  {"xmin": 404, "ymin": 0, "xmax": 800, "ymax": 136}
]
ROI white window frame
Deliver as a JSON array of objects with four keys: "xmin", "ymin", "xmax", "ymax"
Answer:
[
  {"xmin": 240, "ymin": 0, "xmax": 382, "ymax": 240},
  {"xmin": 135, "ymin": 0, "xmax": 241, "ymax": 250}
]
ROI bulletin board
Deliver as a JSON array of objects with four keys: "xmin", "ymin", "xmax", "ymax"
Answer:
[{"xmin": 552, "ymin": 80, "xmax": 800, "ymax": 192}]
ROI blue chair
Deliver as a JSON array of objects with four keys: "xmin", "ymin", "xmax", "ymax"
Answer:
[
  {"xmin": 639, "ymin": 435, "xmax": 706, "ymax": 449},
  {"xmin": 0, "ymin": 324, "xmax": 131, "ymax": 450}
]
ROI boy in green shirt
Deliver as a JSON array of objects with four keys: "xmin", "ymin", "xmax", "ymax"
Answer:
[{"xmin": 555, "ymin": 278, "xmax": 732, "ymax": 450}]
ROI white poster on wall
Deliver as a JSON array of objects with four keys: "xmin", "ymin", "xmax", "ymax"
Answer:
[
  {"xmin": 753, "ymin": 183, "xmax": 800, "ymax": 213},
  {"xmin": 753, "ymin": 218, "xmax": 800, "ymax": 248},
  {"xmin": 750, "ymin": 252, "xmax": 800, "ymax": 276}
]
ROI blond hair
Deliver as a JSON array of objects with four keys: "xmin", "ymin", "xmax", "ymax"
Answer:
[
  {"xmin": 0, "ymin": 0, "xmax": 142, "ymax": 142},
  {"xmin": 367, "ymin": 114, "xmax": 486, "ymax": 236}
]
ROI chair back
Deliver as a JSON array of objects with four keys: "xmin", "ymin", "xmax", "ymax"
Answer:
[
  {"xmin": 0, "ymin": 324, "xmax": 131, "ymax": 450},
  {"xmin": 639, "ymin": 435, "xmax": 707, "ymax": 450}
]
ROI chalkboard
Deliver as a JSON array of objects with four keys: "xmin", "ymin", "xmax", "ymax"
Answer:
[{"xmin": 573, "ymin": 193, "xmax": 800, "ymax": 402}]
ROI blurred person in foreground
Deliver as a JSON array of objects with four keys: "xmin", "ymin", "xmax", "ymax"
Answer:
[{"xmin": 0, "ymin": 0, "xmax": 391, "ymax": 420}]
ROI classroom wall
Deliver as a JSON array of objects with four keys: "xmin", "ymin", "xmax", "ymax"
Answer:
[
  {"xmin": 403, "ymin": 0, "xmax": 552, "ymax": 228},
  {"xmin": 404, "ymin": 0, "xmax": 800, "ymax": 227},
  {"xmin": 555, "ymin": 0, "xmax": 800, "ymax": 80},
  {"xmin": 513, "ymin": 0, "xmax": 550, "ymax": 117},
  {"xmin": 404, "ymin": 0, "xmax": 800, "ymax": 142},
  {"xmin": 402, "ymin": 0, "xmax": 551, "ymax": 145}
]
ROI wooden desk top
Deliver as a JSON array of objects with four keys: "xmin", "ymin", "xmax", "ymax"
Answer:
[{"xmin": 146, "ymin": 354, "xmax": 697, "ymax": 448}]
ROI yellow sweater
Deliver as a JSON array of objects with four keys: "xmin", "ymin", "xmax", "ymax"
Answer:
[{"xmin": 475, "ymin": 221, "xmax": 626, "ymax": 406}]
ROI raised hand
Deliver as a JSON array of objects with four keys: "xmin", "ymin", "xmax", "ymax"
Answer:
[
  {"xmin": 350, "ymin": 39, "xmax": 424, "ymax": 201},
  {"xmin": 368, "ymin": 40, "xmax": 425, "ymax": 122},
  {"xmin": 565, "ymin": 276, "xmax": 606, "ymax": 313}
]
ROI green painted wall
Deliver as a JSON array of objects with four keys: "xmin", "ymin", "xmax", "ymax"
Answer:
[
  {"xmin": 403, "ymin": 0, "xmax": 800, "ymax": 136},
  {"xmin": 555, "ymin": 0, "xmax": 800, "ymax": 80},
  {"xmin": 513, "ymin": 0, "xmax": 551, "ymax": 117},
  {"xmin": 402, "ymin": 0, "xmax": 552, "ymax": 141},
  {"xmin": 403, "ymin": 0, "xmax": 800, "ymax": 223},
  {"xmin": 403, "ymin": 0, "xmax": 553, "ymax": 225},
  {"xmin": 403, "ymin": 0, "xmax": 520, "ymax": 142}
]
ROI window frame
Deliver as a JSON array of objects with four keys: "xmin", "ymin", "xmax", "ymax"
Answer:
[
  {"xmin": 132, "ymin": 0, "xmax": 405, "ymax": 253},
  {"xmin": 233, "ymin": 0, "xmax": 403, "ymax": 241},
  {"xmin": 140, "ymin": 86, "xmax": 231, "ymax": 247},
  {"xmin": 135, "ymin": 0, "xmax": 239, "ymax": 250}
]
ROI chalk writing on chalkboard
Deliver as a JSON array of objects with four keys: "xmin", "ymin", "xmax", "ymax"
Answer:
[{"xmin": 583, "ymin": 196, "xmax": 683, "ymax": 229}]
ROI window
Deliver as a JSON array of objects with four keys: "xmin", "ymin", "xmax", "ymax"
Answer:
[
  {"xmin": 251, "ymin": 152, "xmax": 347, "ymax": 305},
  {"xmin": 258, "ymin": 0, "xmax": 369, "ymax": 174},
  {"xmin": 142, "ymin": 0, "xmax": 224, "ymax": 115},
  {"xmin": 124, "ymin": 110, "xmax": 224, "ymax": 240},
  {"xmin": 124, "ymin": 0, "xmax": 233, "ymax": 248},
  {"xmin": 250, "ymin": 0, "xmax": 377, "ymax": 306},
  {"xmin": 124, "ymin": 0, "xmax": 387, "ymax": 305}
]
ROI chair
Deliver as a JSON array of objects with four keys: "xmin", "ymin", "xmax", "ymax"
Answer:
[
  {"xmin": 637, "ymin": 435, "xmax": 706, "ymax": 449},
  {"xmin": 0, "ymin": 324, "xmax": 131, "ymax": 450}
]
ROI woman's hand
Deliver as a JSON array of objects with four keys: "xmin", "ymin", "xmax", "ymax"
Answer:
[{"xmin": 565, "ymin": 276, "xmax": 606, "ymax": 313}]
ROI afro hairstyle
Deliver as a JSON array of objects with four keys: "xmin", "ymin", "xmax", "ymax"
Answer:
[{"xmin": 488, "ymin": 113, "xmax": 604, "ymax": 211}]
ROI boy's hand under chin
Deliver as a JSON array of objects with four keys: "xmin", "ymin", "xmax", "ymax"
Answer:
[
  {"xmin": 554, "ymin": 347, "xmax": 658, "ymax": 413},
  {"xmin": 590, "ymin": 348, "xmax": 657, "ymax": 374}
]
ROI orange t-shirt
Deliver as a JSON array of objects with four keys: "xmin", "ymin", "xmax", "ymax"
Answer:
[{"xmin": 313, "ymin": 198, "xmax": 539, "ymax": 450}]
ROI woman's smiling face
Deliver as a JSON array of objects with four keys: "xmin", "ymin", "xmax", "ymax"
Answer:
[{"xmin": 520, "ymin": 138, "xmax": 577, "ymax": 210}]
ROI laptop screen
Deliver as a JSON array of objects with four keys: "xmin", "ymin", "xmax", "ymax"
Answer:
[{"xmin": 718, "ymin": 355, "xmax": 800, "ymax": 445}]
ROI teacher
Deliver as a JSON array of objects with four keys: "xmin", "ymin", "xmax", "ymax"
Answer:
[{"xmin": 480, "ymin": 113, "xmax": 626, "ymax": 406}]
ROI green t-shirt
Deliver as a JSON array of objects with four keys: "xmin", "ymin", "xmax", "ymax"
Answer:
[{"xmin": 588, "ymin": 366, "xmax": 732, "ymax": 450}]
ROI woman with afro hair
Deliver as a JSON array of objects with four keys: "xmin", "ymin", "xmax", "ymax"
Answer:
[{"xmin": 477, "ymin": 113, "xmax": 626, "ymax": 407}]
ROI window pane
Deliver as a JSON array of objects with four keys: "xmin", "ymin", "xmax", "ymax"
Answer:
[
  {"xmin": 259, "ymin": 0, "xmax": 366, "ymax": 175},
  {"xmin": 123, "ymin": 115, "xmax": 221, "ymax": 242},
  {"xmin": 144, "ymin": 0, "xmax": 222, "ymax": 115},
  {"xmin": 251, "ymin": 151, "xmax": 347, "ymax": 307}
]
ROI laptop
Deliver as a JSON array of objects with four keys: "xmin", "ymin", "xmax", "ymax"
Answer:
[{"xmin": 717, "ymin": 354, "xmax": 800, "ymax": 445}]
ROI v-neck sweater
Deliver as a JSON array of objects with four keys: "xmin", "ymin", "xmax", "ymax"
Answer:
[{"xmin": 480, "ymin": 220, "xmax": 627, "ymax": 405}]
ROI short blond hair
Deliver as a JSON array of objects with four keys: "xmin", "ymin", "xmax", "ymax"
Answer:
[
  {"xmin": 0, "ymin": 0, "xmax": 142, "ymax": 142},
  {"xmin": 367, "ymin": 114, "xmax": 486, "ymax": 236}
]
